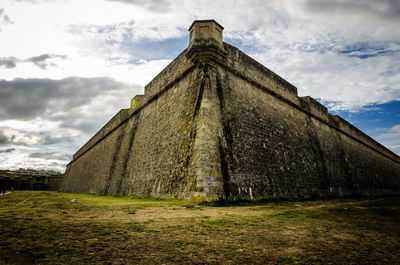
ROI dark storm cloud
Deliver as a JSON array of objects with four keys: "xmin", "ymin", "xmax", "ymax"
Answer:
[
  {"xmin": 43, "ymin": 135, "xmax": 73, "ymax": 145},
  {"xmin": 28, "ymin": 152, "xmax": 71, "ymax": 161},
  {"xmin": 25, "ymin": 54, "xmax": 67, "ymax": 69},
  {"xmin": 0, "ymin": 148, "xmax": 16, "ymax": 153},
  {"xmin": 0, "ymin": 77, "xmax": 127, "ymax": 120},
  {"xmin": 107, "ymin": 0, "xmax": 171, "ymax": 12},
  {"xmin": 303, "ymin": 0, "xmax": 400, "ymax": 20},
  {"xmin": 49, "ymin": 161, "xmax": 64, "ymax": 166},
  {"xmin": 58, "ymin": 119, "xmax": 104, "ymax": 135},
  {"xmin": 0, "ymin": 57, "xmax": 18, "ymax": 68},
  {"xmin": 0, "ymin": 54, "xmax": 66, "ymax": 69},
  {"xmin": 0, "ymin": 131, "xmax": 73, "ymax": 147}
]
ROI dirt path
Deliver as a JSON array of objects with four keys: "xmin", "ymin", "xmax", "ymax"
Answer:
[{"xmin": 15, "ymin": 193, "xmax": 34, "ymax": 206}]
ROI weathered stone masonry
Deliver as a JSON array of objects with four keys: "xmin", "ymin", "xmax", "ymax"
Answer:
[{"xmin": 60, "ymin": 20, "xmax": 400, "ymax": 200}]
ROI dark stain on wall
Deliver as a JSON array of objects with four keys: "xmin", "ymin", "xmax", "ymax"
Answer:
[
  {"xmin": 117, "ymin": 114, "xmax": 140, "ymax": 194},
  {"xmin": 104, "ymin": 122, "xmax": 127, "ymax": 194},
  {"xmin": 216, "ymin": 72, "xmax": 233, "ymax": 198}
]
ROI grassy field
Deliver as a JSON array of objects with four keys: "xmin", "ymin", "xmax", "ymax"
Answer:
[{"xmin": 0, "ymin": 191, "xmax": 399, "ymax": 264}]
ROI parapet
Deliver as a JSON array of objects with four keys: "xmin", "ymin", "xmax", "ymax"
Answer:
[
  {"xmin": 300, "ymin": 96, "xmax": 328, "ymax": 114},
  {"xmin": 130, "ymin": 95, "xmax": 144, "ymax": 109}
]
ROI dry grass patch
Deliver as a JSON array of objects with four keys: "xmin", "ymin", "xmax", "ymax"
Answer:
[{"xmin": 0, "ymin": 191, "xmax": 399, "ymax": 264}]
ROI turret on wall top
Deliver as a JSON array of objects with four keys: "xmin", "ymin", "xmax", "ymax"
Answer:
[
  {"xmin": 187, "ymin": 20, "xmax": 226, "ymax": 64},
  {"xmin": 189, "ymin": 19, "xmax": 224, "ymax": 48}
]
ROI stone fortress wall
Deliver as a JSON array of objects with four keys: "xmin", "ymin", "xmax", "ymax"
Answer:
[
  {"xmin": 215, "ymin": 43, "xmax": 400, "ymax": 198},
  {"xmin": 60, "ymin": 20, "xmax": 400, "ymax": 199},
  {"xmin": 61, "ymin": 50, "xmax": 201, "ymax": 196}
]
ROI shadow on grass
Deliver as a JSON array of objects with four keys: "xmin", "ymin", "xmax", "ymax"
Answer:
[{"xmin": 200, "ymin": 194, "xmax": 398, "ymax": 207}]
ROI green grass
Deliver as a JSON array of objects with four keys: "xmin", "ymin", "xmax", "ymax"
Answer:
[{"xmin": 0, "ymin": 191, "xmax": 399, "ymax": 264}]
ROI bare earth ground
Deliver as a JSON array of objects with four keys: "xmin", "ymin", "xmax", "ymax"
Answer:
[{"xmin": 0, "ymin": 191, "xmax": 399, "ymax": 264}]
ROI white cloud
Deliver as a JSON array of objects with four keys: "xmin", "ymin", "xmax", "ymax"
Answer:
[
  {"xmin": 1, "ymin": 0, "xmax": 399, "ymax": 171},
  {"xmin": 0, "ymin": 148, "xmax": 69, "ymax": 171},
  {"xmin": 1, "ymin": 54, "xmax": 171, "ymax": 86},
  {"xmin": 243, "ymin": 0, "xmax": 400, "ymax": 111},
  {"xmin": 0, "ymin": 0, "xmax": 177, "ymax": 85},
  {"xmin": 252, "ymin": 46, "xmax": 400, "ymax": 111},
  {"xmin": 376, "ymin": 125, "xmax": 400, "ymax": 140},
  {"xmin": 2, "ymin": 0, "xmax": 397, "ymax": 109},
  {"xmin": 0, "ymin": 77, "xmax": 142, "ymax": 171},
  {"xmin": 375, "ymin": 124, "xmax": 400, "ymax": 155}
]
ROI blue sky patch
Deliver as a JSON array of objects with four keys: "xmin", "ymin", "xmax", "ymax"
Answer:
[
  {"xmin": 331, "ymin": 101, "xmax": 400, "ymax": 138},
  {"xmin": 122, "ymin": 36, "xmax": 188, "ymax": 61},
  {"xmin": 338, "ymin": 41, "xmax": 397, "ymax": 59}
]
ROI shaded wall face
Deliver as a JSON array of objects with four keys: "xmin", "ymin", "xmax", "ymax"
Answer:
[
  {"xmin": 218, "ymin": 67, "xmax": 322, "ymax": 198},
  {"xmin": 337, "ymin": 133, "xmax": 400, "ymax": 194},
  {"xmin": 217, "ymin": 65, "xmax": 400, "ymax": 199}
]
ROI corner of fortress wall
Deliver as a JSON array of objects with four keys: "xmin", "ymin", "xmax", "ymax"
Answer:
[{"xmin": 60, "ymin": 20, "xmax": 400, "ymax": 199}]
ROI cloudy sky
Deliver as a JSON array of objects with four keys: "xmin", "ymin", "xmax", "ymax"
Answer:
[{"xmin": 1, "ymin": 0, "xmax": 399, "ymax": 172}]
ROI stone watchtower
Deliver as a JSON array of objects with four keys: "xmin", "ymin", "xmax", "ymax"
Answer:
[
  {"xmin": 61, "ymin": 20, "xmax": 400, "ymax": 200},
  {"xmin": 187, "ymin": 20, "xmax": 226, "ymax": 64},
  {"xmin": 189, "ymin": 20, "xmax": 224, "ymax": 48}
]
